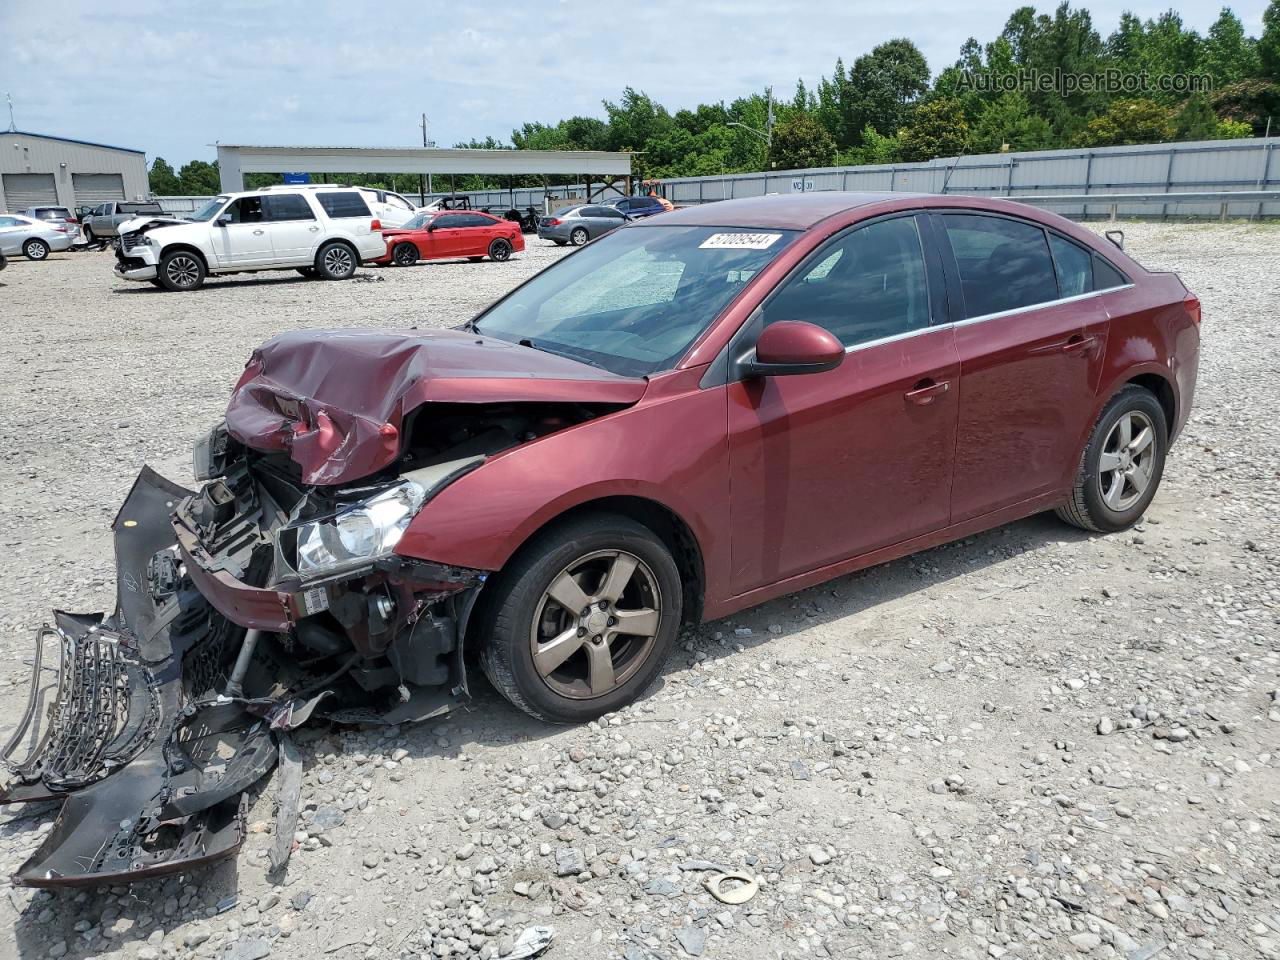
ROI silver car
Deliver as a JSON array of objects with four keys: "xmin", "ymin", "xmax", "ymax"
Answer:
[
  {"xmin": 21, "ymin": 205, "xmax": 81, "ymax": 238},
  {"xmin": 536, "ymin": 204, "xmax": 630, "ymax": 246},
  {"xmin": 0, "ymin": 214, "xmax": 75, "ymax": 261}
]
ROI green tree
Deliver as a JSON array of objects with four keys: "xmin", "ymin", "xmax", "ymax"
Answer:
[
  {"xmin": 1200, "ymin": 8, "xmax": 1260, "ymax": 88},
  {"xmin": 1211, "ymin": 78, "xmax": 1280, "ymax": 133},
  {"xmin": 970, "ymin": 92, "xmax": 1054, "ymax": 152},
  {"xmin": 898, "ymin": 97, "xmax": 971, "ymax": 161},
  {"xmin": 1174, "ymin": 94, "xmax": 1226, "ymax": 139},
  {"xmin": 1261, "ymin": 0, "xmax": 1280, "ymax": 82},
  {"xmin": 767, "ymin": 114, "xmax": 837, "ymax": 170},
  {"xmin": 148, "ymin": 157, "xmax": 180, "ymax": 195},
  {"xmin": 1075, "ymin": 98, "xmax": 1174, "ymax": 145},
  {"xmin": 176, "ymin": 160, "xmax": 220, "ymax": 195},
  {"xmin": 845, "ymin": 39, "xmax": 931, "ymax": 138},
  {"xmin": 602, "ymin": 87, "xmax": 673, "ymax": 152}
]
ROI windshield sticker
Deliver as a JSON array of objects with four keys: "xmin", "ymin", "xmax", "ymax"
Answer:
[{"xmin": 699, "ymin": 232, "xmax": 783, "ymax": 250}]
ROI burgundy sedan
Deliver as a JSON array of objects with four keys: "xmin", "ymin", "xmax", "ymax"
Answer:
[
  {"xmin": 7, "ymin": 193, "xmax": 1199, "ymax": 887},
  {"xmin": 374, "ymin": 210, "xmax": 524, "ymax": 266}
]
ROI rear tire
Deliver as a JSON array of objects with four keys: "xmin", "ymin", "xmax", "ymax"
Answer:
[
  {"xmin": 570, "ymin": 227, "xmax": 589, "ymax": 246},
  {"xmin": 315, "ymin": 241, "xmax": 357, "ymax": 280},
  {"xmin": 23, "ymin": 239, "xmax": 49, "ymax": 261},
  {"xmin": 157, "ymin": 249, "xmax": 206, "ymax": 291},
  {"xmin": 392, "ymin": 242, "xmax": 418, "ymax": 267},
  {"xmin": 478, "ymin": 513, "xmax": 681, "ymax": 724},
  {"xmin": 488, "ymin": 238, "xmax": 512, "ymax": 262},
  {"xmin": 1056, "ymin": 384, "xmax": 1168, "ymax": 533}
]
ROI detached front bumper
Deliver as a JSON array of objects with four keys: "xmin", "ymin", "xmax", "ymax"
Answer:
[{"xmin": 114, "ymin": 243, "xmax": 159, "ymax": 281}]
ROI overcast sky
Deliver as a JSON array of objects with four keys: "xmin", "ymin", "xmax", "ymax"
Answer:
[{"xmin": 2, "ymin": 0, "xmax": 1270, "ymax": 165}]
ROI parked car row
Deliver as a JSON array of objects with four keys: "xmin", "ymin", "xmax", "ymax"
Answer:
[{"xmin": 0, "ymin": 212, "xmax": 79, "ymax": 260}]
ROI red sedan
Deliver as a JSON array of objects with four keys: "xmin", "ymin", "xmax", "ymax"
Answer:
[
  {"xmin": 9, "ymin": 192, "xmax": 1200, "ymax": 887},
  {"xmin": 374, "ymin": 210, "xmax": 524, "ymax": 265}
]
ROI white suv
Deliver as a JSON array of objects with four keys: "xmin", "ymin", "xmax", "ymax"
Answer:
[
  {"xmin": 260, "ymin": 184, "xmax": 424, "ymax": 227},
  {"xmin": 114, "ymin": 188, "xmax": 387, "ymax": 291}
]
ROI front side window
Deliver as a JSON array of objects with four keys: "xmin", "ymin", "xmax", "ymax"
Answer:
[
  {"xmin": 941, "ymin": 214, "xmax": 1058, "ymax": 318},
  {"xmin": 223, "ymin": 196, "xmax": 265, "ymax": 223},
  {"xmin": 1049, "ymin": 233, "xmax": 1093, "ymax": 298},
  {"xmin": 263, "ymin": 193, "xmax": 316, "ymax": 222},
  {"xmin": 316, "ymin": 191, "xmax": 372, "ymax": 218},
  {"xmin": 474, "ymin": 225, "xmax": 798, "ymax": 376},
  {"xmin": 763, "ymin": 216, "xmax": 932, "ymax": 348}
]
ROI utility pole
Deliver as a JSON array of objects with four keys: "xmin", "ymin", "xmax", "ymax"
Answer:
[
  {"xmin": 765, "ymin": 86, "xmax": 774, "ymax": 147},
  {"xmin": 419, "ymin": 113, "xmax": 429, "ymax": 204}
]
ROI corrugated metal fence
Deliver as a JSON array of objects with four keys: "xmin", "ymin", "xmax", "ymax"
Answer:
[
  {"xmin": 458, "ymin": 135, "xmax": 1280, "ymax": 219},
  {"xmin": 154, "ymin": 136, "xmax": 1280, "ymax": 220}
]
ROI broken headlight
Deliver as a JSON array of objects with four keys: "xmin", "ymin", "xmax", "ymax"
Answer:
[{"xmin": 295, "ymin": 480, "xmax": 426, "ymax": 577}]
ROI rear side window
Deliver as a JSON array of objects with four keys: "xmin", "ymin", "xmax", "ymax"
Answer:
[
  {"xmin": 1093, "ymin": 255, "xmax": 1128, "ymax": 290},
  {"xmin": 121, "ymin": 202, "xmax": 163, "ymax": 214},
  {"xmin": 764, "ymin": 215, "xmax": 931, "ymax": 348},
  {"xmin": 941, "ymin": 214, "xmax": 1058, "ymax": 318},
  {"xmin": 264, "ymin": 193, "xmax": 316, "ymax": 222},
  {"xmin": 434, "ymin": 214, "xmax": 467, "ymax": 228},
  {"xmin": 454, "ymin": 214, "xmax": 495, "ymax": 228},
  {"xmin": 316, "ymin": 191, "xmax": 371, "ymax": 218},
  {"xmin": 1049, "ymin": 234, "xmax": 1093, "ymax": 298}
]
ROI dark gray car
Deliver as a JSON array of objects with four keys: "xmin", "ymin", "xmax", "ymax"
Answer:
[{"xmin": 536, "ymin": 204, "xmax": 629, "ymax": 246}]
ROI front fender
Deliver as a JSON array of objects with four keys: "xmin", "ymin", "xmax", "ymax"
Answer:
[{"xmin": 394, "ymin": 368, "xmax": 729, "ymax": 596}]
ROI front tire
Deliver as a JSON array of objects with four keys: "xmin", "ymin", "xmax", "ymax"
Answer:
[
  {"xmin": 157, "ymin": 249, "xmax": 206, "ymax": 291},
  {"xmin": 569, "ymin": 227, "xmax": 589, "ymax": 246},
  {"xmin": 23, "ymin": 239, "xmax": 49, "ymax": 261},
  {"xmin": 391, "ymin": 242, "xmax": 418, "ymax": 267},
  {"xmin": 1056, "ymin": 385, "xmax": 1168, "ymax": 533},
  {"xmin": 315, "ymin": 241, "xmax": 357, "ymax": 280},
  {"xmin": 488, "ymin": 238, "xmax": 512, "ymax": 262},
  {"xmin": 479, "ymin": 513, "xmax": 681, "ymax": 724}
]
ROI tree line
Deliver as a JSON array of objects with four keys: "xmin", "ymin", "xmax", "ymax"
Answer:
[{"xmin": 150, "ymin": 0, "xmax": 1280, "ymax": 196}]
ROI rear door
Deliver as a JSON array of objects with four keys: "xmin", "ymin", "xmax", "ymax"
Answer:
[
  {"xmin": 934, "ymin": 211, "xmax": 1109, "ymax": 521},
  {"xmin": 727, "ymin": 212, "xmax": 960, "ymax": 593},
  {"xmin": 0, "ymin": 216, "xmax": 25, "ymax": 255},
  {"xmin": 263, "ymin": 193, "xmax": 321, "ymax": 263}
]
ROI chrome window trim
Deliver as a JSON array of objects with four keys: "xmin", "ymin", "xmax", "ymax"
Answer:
[{"xmin": 842, "ymin": 282, "xmax": 1135, "ymax": 356}]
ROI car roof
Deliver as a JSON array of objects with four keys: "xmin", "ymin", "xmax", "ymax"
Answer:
[{"xmin": 638, "ymin": 192, "xmax": 926, "ymax": 231}]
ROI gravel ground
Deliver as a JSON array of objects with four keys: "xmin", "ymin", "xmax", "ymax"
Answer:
[{"xmin": 0, "ymin": 222, "xmax": 1277, "ymax": 960}]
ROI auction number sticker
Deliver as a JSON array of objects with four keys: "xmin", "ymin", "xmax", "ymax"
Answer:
[{"xmin": 699, "ymin": 232, "xmax": 782, "ymax": 250}]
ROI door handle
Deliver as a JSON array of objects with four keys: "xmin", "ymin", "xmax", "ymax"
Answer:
[
  {"xmin": 1061, "ymin": 334, "xmax": 1096, "ymax": 353},
  {"xmin": 308, "ymin": 226, "xmax": 320, "ymax": 232},
  {"xmin": 905, "ymin": 379, "xmax": 950, "ymax": 405},
  {"xmin": 252, "ymin": 229, "xmax": 265, "ymax": 235}
]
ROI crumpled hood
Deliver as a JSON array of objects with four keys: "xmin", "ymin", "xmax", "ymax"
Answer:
[
  {"xmin": 118, "ymin": 215, "xmax": 190, "ymax": 234},
  {"xmin": 224, "ymin": 328, "xmax": 647, "ymax": 485}
]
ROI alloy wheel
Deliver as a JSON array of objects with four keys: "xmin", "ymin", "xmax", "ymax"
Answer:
[
  {"xmin": 26, "ymin": 240, "xmax": 48, "ymax": 260},
  {"xmin": 393, "ymin": 243, "xmax": 417, "ymax": 266},
  {"xmin": 491, "ymin": 239, "xmax": 511, "ymax": 261},
  {"xmin": 324, "ymin": 246, "xmax": 354, "ymax": 275},
  {"xmin": 165, "ymin": 254, "xmax": 200, "ymax": 287},
  {"xmin": 570, "ymin": 228, "xmax": 588, "ymax": 246},
  {"xmin": 529, "ymin": 549, "xmax": 661, "ymax": 700},
  {"xmin": 1098, "ymin": 410, "xmax": 1157, "ymax": 511}
]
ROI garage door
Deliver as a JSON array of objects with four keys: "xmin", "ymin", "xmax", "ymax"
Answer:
[
  {"xmin": 72, "ymin": 173, "xmax": 125, "ymax": 206},
  {"xmin": 2, "ymin": 173, "xmax": 57, "ymax": 211}
]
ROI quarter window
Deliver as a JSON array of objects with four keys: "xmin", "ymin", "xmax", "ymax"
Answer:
[
  {"xmin": 263, "ymin": 194, "xmax": 316, "ymax": 222},
  {"xmin": 1049, "ymin": 233, "xmax": 1093, "ymax": 298},
  {"xmin": 1093, "ymin": 255, "xmax": 1128, "ymax": 290},
  {"xmin": 316, "ymin": 191, "xmax": 372, "ymax": 218},
  {"xmin": 762, "ymin": 216, "xmax": 932, "ymax": 348},
  {"xmin": 941, "ymin": 214, "xmax": 1058, "ymax": 318}
]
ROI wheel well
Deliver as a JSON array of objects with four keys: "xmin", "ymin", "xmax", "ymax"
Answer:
[
  {"xmin": 159, "ymin": 243, "xmax": 208, "ymax": 268},
  {"xmin": 1126, "ymin": 373, "xmax": 1175, "ymax": 434},
  {"xmin": 316, "ymin": 238, "xmax": 358, "ymax": 263}
]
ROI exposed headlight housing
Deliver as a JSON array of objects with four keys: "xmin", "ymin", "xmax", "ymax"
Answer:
[{"xmin": 295, "ymin": 480, "xmax": 426, "ymax": 577}]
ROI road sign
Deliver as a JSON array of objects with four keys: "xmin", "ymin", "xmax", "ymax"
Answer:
[{"xmin": 283, "ymin": 172, "xmax": 311, "ymax": 185}]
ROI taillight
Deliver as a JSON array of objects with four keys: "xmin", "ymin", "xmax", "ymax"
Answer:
[
  {"xmin": 68, "ymin": 217, "xmax": 79, "ymax": 224},
  {"xmin": 544, "ymin": 218, "xmax": 561, "ymax": 226},
  {"xmin": 370, "ymin": 219, "xmax": 382, "ymax": 231},
  {"xmin": 1184, "ymin": 293, "xmax": 1201, "ymax": 326}
]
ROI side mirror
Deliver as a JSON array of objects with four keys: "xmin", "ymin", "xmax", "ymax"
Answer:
[
  {"xmin": 745, "ymin": 321, "xmax": 844, "ymax": 377},
  {"xmin": 215, "ymin": 214, "xmax": 232, "ymax": 227},
  {"xmin": 427, "ymin": 222, "xmax": 438, "ymax": 231}
]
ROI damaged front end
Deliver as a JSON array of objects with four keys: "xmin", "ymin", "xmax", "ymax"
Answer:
[
  {"xmin": 2, "ymin": 328, "xmax": 644, "ymax": 888},
  {"xmin": 1, "ymin": 461, "xmax": 484, "ymax": 888}
]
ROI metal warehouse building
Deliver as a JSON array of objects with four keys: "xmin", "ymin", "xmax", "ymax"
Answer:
[{"xmin": 0, "ymin": 131, "xmax": 148, "ymax": 213}]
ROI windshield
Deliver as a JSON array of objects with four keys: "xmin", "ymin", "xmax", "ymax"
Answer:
[
  {"xmin": 473, "ymin": 225, "xmax": 797, "ymax": 377},
  {"xmin": 187, "ymin": 196, "xmax": 230, "ymax": 221},
  {"xmin": 404, "ymin": 213, "xmax": 431, "ymax": 230}
]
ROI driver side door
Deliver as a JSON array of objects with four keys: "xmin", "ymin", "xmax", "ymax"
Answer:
[
  {"xmin": 212, "ymin": 196, "xmax": 275, "ymax": 265},
  {"xmin": 726, "ymin": 213, "xmax": 960, "ymax": 594}
]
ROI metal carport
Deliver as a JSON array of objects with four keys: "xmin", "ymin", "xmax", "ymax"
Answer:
[{"xmin": 215, "ymin": 144, "xmax": 633, "ymax": 201}]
